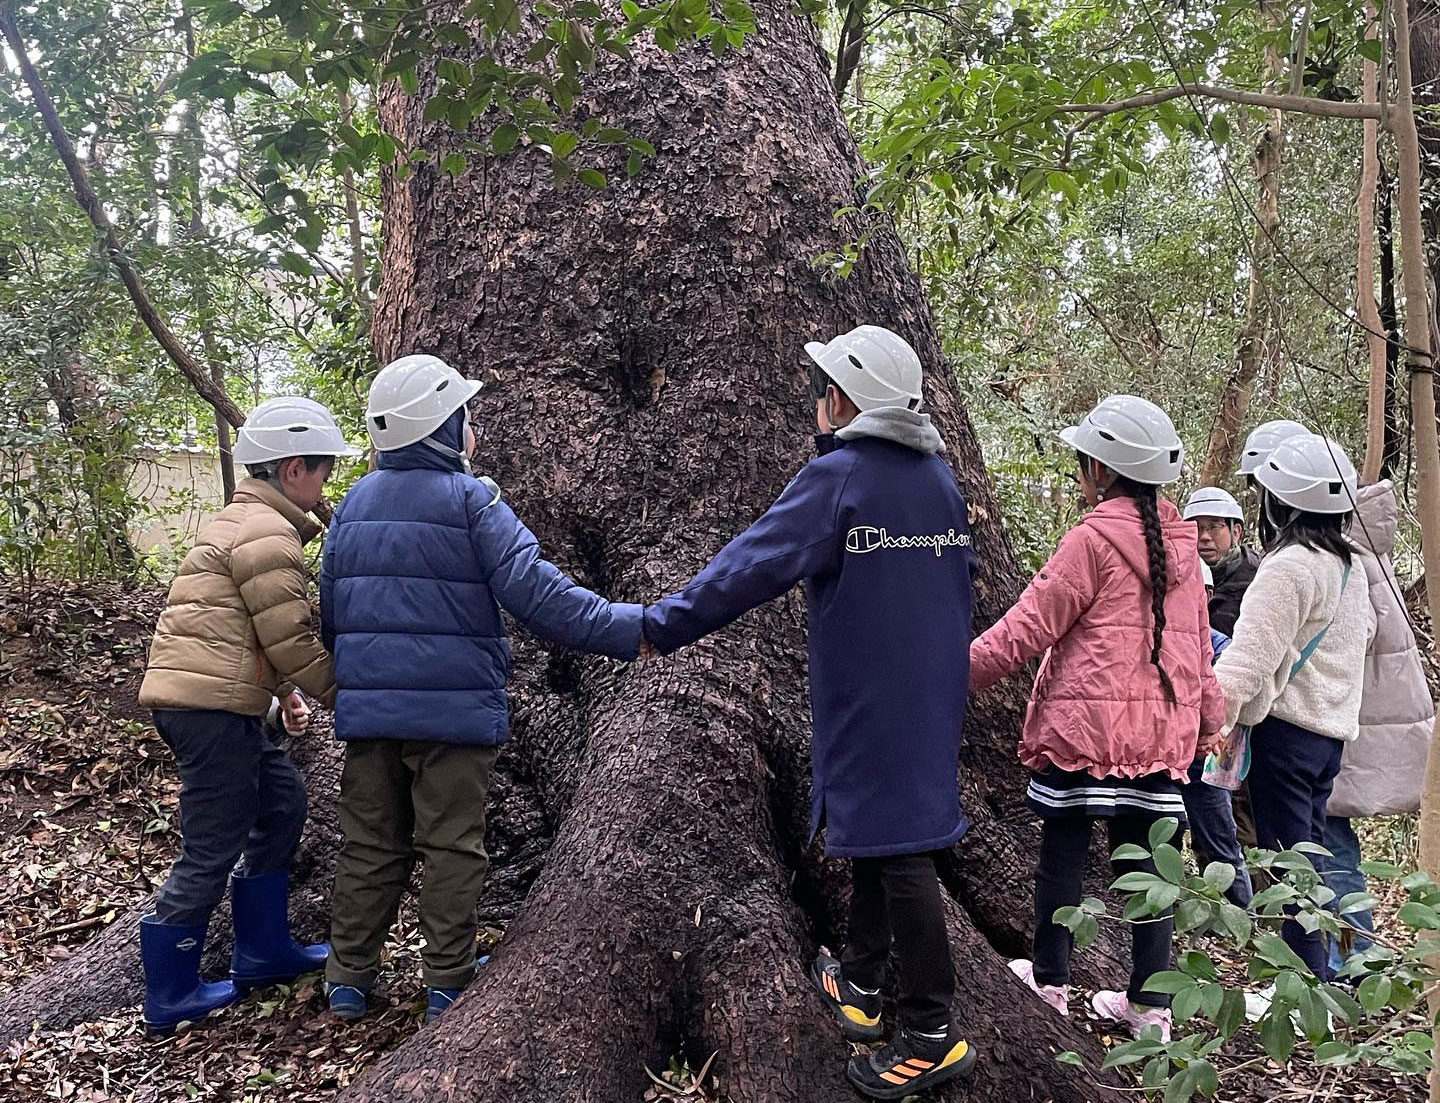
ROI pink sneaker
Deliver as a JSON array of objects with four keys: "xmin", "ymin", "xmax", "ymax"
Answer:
[
  {"xmin": 1007, "ymin": 959, "xmax": 1069, "ymax": 1016},
  {"xmin": 1090, "ymin": 989, "xmax": 1172, "ymax": 1042}
]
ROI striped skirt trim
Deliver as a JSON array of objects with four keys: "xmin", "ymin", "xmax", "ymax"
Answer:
[{"xmin": 1025, "ymin": 767, "xmax": 1187, "ymax": 823}]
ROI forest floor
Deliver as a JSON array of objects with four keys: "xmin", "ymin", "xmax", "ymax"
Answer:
[{"xmin": 0, "ymin": 579, "xmax": 1428, "ymax": 1102}]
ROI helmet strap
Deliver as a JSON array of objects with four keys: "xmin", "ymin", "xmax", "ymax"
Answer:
[
  {"xmin": 1263, "ymin": 492, "xmax": 1296, "ymax": 533},
  {"xmin": 420, "ymin": 434, "xmax": 472, "ymax": 474}
]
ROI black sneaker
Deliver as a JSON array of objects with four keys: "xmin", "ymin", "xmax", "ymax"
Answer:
[
  {"xmin": 809, "ymin": 952, "xmax": 884, "ymax": 1042},
  {"xmin": 846, "ymin": 1025, "xmax": 977, "ymax": 1100}
]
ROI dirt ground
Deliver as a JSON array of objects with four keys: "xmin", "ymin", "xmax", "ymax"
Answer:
[{"xmin": 0, "ymin": 579, "xmax": 1428, "ymax": 1102}]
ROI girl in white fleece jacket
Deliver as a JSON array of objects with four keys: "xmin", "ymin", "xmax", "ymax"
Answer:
[{"xmin": 1215, "ymin": 434, "xmax": 1375, "ymax": 980}]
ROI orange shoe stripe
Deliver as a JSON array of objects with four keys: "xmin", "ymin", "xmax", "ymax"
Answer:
[
  {"xmin": 879, "ymin": 1072, "xmax": 910, "ymax": 1085},
  {"xmin": 903, "ymin": 1059, "xmax": 934, "ymax": 1071},
  {"xmin": 823, "ymin": 975, "xmax": 837, "ymax": 999}
]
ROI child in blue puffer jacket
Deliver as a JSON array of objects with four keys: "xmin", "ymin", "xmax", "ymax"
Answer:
[
  {"xmin": 320, "ymin": 355, "xmax": 642, "ymax": 1024},
  {"xmin": 1182, "ymin": 559, "xmax": 1253, "ymax": 907}
]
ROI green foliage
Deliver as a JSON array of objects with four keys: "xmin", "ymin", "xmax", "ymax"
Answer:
[{"xmin": 1055, "ymin": 825, "xmax": 1440, "ymax": 1098}]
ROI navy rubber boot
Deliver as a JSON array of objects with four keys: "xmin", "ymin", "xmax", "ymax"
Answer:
[
  {"xmin": 140, "ymin": 914, "xmax": 238, "ymax": 1033},
  {"xmin": 425, "ymin": 986, "xmax": 463, "ymax": 1024},
  {"xmin": 229, "ymin": 870, "xmax": 328, "ymax": 992}
]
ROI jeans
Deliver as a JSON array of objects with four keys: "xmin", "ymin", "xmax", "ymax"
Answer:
[
  {"xmin": 842, "ymin": 852, "xmax": 954, "ymax": 1033},
  {"xmin": 1182, "ymin": 762, "xmax": 1254, "ymax": 908},
  {"xmin": 1033, "ymin": 816, "xmax": 1174, "ymax": 1008},
  {"xmin": 1248, "ymin": 717, "xmax": 1345, "ymax": 980},
  {"xmin": 1323, "ymin": 816, "xmax": 1375, "ymax": 973},
  {"xmin": 152, "ymin": 709, "xmax": 308, "ymax": 927}
]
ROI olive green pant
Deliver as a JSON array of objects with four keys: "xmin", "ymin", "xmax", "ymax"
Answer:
[{"xmin": 326, "ymin": 740, "xmax": 499, "ymax": 990}]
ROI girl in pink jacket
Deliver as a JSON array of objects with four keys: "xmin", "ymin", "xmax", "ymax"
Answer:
[{"xmin": 970, "ymin": 395, "xmax": 1225, "ymax": 1042}]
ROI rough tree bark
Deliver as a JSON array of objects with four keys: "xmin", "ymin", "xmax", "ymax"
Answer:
[
  {"xmin": 340, "ymin": 5, "xmax": 1124, "ymax": 1102},
  {"xmin": 1, "ymin": 7, "xmax": 1132, "ymax": 1101},
  {"xmin": 1200, "ymin": 0, "xmax": 1286, "ymax": 486}
]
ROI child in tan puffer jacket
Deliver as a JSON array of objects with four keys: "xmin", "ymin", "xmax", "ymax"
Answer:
[{"xmin": 136, "ymin": 396, "xmax": 356, "ymax": 1032}]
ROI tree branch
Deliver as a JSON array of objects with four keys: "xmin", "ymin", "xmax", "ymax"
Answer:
[
  {"xmin": 1055, "ymin": 82, "xmax": 1383, "ymax": 120},
  {"xmin": 0, "ymin": 0, "xmax": 247, "ymax": 429}
]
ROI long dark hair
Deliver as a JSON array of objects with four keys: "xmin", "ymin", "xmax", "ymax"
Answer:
[
  {"xmin": 1081, "ymin": 455, "xmax": 1177, "ymax": 703},
  {"xmin": 1258, "ymin": 490, "xmax": 1353, "ymax": 567}
]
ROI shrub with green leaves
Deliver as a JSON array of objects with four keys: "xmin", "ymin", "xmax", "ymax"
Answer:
[{"xmin": 1054, "ymin": 818, "xmax": 1437, "ymax": 1100}]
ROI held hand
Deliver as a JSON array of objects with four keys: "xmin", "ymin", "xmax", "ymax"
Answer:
[
  {"xmin": 1196, "ymin": 730, "xmax": 1224, "ymax": 758},
  {"xmin": 281, "ymin": 690, "xmax": 311, "ymax": 734},
  {"xmin": 637, "ymin": 640, "xmax": 660, "ymax": 662}
]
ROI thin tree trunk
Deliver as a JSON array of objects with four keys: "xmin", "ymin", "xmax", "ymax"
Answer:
[
  {"xmin": 1361, "ymin": 0, "xmax": 1389, "ymax": 484},
  {"xmin": 1380, "ymin": 169, "xmax": 1404, "ymax": 475},
  {"xmin": 1391, "ymin": 6, "xmax": 1440, "ymax": 1097},
  {"xmin": 339, "ymin": 88, "xmax": 372, "ymax": 308},
  {"xmin": 181, "ymin": 19, "xmax": 236, "ymax": 503},
  {"xmin": 1200, "ymin": 0, "xmax": 1285, "ymax": 485},
  {"xmin": 832, "ymin": 0, "xmax": 867, "ymax": 100}
]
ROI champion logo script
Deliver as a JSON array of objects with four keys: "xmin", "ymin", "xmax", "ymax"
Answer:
[{"xmin": 845, "ymin": 526, "xmax": 972, "ymax": 557}]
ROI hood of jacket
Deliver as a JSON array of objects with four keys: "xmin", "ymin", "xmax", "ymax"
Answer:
[
  {"xmin": 1353, "ymin": 479, "xmax": 1398, "ymax": 559},
  {"xmin": 835, "ymin": 407, "xmax": 946, "ymax": 454},
  {"xmin": 376, "ymin": 407, "xmax": 467, "ymax": 473},
  {"xmin": 1083, "ymin": 495, "xmax": 1199, "ymax": 590}
]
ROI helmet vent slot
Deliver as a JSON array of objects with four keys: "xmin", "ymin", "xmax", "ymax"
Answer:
[
  {"xmin": 1098, "ymin": 430, "xmax": 1116, "ymax": 441},
  {"xmin": 372, "ymin": 416, "xmax": 387, "ymax": 431},
  {"xmin": 436, "ymin": 380, "xmax": 449, "ymax": 392},
  {"xmin": 848, "ymin": 354, "xmax": 867, "ymax": 372}
]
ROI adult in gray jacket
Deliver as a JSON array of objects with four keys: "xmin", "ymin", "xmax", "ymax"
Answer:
[{"xmin": 1325, "ymin": 480, "xmax": 1435, "ymax": 969}]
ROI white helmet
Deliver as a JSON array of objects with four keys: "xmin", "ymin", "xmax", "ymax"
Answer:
[
  {"xmin": 1199, "ymin": 559, "xmax": 1214, "ymax": 588},
  {"xmin": 805, "ymin": 325, "xmax": 924, "ymax": 412},
  {"xmin": 232, "ymin": 396, "xmax": 361, "ymax": 466},
  {"xmin": 1236, "ymin": 419, "xmax": 1308, "ymax": 476},
  {"xmin": 1255, "ymin": 433, "xmax": 1358, "ymax": 515},
  {"xmin": 1059, "ymin": 394, "xmax": 1183, "ymax": 485},
  {"xmin": 1183, "ymin": 486, "xmax": 1245, "ymax": 522},
  {"xmin": 366, "ymin": 354, "xmax": 482, "ymax": 452}
]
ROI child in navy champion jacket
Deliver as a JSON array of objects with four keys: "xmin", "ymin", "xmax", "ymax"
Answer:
[{"xmin": 642, "ymin": 325, "xmax": 978, "ymax": 1100}]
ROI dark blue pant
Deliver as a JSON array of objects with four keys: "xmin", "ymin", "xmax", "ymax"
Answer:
[
  {"xmin": 1323, "ymin": 816, "xmax": 1375, "ymax": 972},
  {"xmin": 1248, "ymin": 717, "xmax": 1344, "ymax": 980},
  {"xmin": 152, "ymin": 709, "xmax": 307, "ymax": 927},
  {"xmin": 1182, "ymin": 762, "xmax": 1254, "ymax": 907}
]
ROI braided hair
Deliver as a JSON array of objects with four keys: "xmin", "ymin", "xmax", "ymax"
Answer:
[{"xmin": 1125, "ymin": 478, "xmax": 1178, "ymax": 704}]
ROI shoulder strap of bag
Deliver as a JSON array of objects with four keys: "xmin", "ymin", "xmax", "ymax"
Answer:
[{"xmin": 1290, "ymin": 562, "xmax": 1353, "ymax": 678}]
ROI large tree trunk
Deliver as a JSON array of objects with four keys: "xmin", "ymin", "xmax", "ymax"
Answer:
[
  {"xmin": 2, "ymin": 7, "xmax": 1130, "ymax": 1100},
  {"xmin": 345, "ymin": 5, "xmax": 1121, "ymax": 1102}
]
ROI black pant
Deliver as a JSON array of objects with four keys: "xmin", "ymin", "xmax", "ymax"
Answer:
[
  {"xmin": 1248, "ymin": 716, "xmax": 1344, "ymax": 980},
  {"xmin": 152, "ymin": 709, "xmax": 308, "ymax": 927},
  {"xmin": 841, "ymin": 852, "xmax": 953, "ymax": 1033},
  {"xmin": 1033, "ymin": 816, "xmax": 1174, "ymax": 1008}
]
